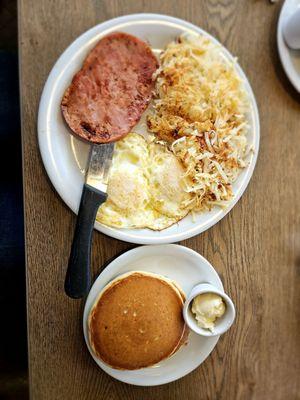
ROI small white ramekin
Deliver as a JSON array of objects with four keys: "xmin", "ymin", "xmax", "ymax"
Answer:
[{"xmin": 183, "ymin": 283, "xmax": 236, "ymax": 337}]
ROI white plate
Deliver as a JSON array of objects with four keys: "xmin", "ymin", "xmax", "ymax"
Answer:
[
  {"xmin": 278, "ymin": 0, "xmax": 300, "ymax": 92},
  {"xmin": 38, "ymin": 13, "xmax": 260, "ymax": 244},
  {"xmin": 83, "ymin": 244, "xmax": 224, "ymax": 386}
]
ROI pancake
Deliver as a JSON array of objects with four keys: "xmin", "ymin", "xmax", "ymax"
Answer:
[{"xmin": 88, "ymin": 271, "xmax": 188, "ymax": 370}]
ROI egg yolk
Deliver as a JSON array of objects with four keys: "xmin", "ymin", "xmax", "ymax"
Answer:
[{"xmin": 107, "ymin": 170, "xmax": 148, "ymax": 213}]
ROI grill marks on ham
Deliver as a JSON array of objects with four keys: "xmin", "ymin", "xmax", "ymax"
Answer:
[{"xmin": 61, "ymin": 32, "xmax": 158, "ymax": 143}]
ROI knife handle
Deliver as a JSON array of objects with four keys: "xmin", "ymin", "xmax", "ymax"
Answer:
[{"xmin": 65, "ymin": 184, "xmax": 107, "ymax": 299}]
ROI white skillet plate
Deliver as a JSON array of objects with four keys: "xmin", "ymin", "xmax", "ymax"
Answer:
[
  {"xmin": 277, "ymin": 0, "xmax": 300, "ymax": 92},
  {"xmin": 83, "ymin": 245, "xmax": 224, "ymax": 386},
  {"xmin": 38, "ymin": 13, "xmax": 260, "ymax": 244}
]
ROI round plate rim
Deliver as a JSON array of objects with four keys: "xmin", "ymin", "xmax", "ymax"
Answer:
[
  {"xmin": 277, "ymin": 0, "xmax": 300, "ymax": 93},
  {"xmin": 82, "ymin": 244, "xmax": 224, "ymax": 386},
  {"xmin": 38, "ymin": 13, "xmax": 260, "ymax": 244}
]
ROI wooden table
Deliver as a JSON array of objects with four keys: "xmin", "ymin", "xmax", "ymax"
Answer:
[{"xmin": 19, "ymin": 1, "xmax": 300, "ymax": 399}]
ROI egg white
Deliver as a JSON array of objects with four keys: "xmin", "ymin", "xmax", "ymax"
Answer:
[{"xmin": 97, "ymin": 133, "xmax": 192, "ymax": 230}]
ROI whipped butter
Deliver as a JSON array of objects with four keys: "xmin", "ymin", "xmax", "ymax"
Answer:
[{"xmin": 191, "ymin": 293, "xmax": 225, "ymax": 332}]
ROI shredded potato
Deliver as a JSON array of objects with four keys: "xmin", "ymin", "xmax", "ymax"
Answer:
[{"xmin": 147, "ymin": 34, "xmax": 250, "ymax": 211}]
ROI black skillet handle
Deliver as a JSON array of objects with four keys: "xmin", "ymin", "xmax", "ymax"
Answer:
[{"xmin": 65, "ymin": 183, "xmax": 107, "ymax": 299}]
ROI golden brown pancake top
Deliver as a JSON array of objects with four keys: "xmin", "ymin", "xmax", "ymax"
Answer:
[{"xmin": 89, "ymin": 272, "xmax": 187, "ymax": 370}]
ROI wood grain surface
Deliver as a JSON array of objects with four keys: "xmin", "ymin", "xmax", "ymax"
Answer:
[{"xmin": 19, "ymin": 0, "xmax": 300, "ymax": 399}]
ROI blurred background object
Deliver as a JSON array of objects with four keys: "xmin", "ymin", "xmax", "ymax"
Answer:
[
  {"xmin": 0, "ymin": 0, "xmax": 28, "ymax": 399},
  {"xmin": 277, "ymin": 0, "xmax": 300, "ymax": 93}
]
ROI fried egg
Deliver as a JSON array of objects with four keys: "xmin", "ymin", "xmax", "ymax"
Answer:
[{"xmin": 97, "ymin": 133, "xmax": 193, "ymax": 230}]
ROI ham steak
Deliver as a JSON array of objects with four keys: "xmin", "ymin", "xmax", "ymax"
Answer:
[{"xmin": 61, "ymin": 32, "xmax": 158, "ymax": 144}]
